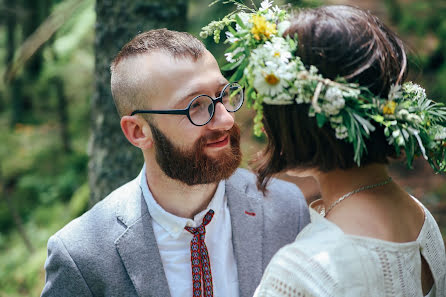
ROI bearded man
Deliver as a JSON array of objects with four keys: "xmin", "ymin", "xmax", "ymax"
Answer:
[{"xmin": 41, "ymin": 29, "xmax": 310, "ymax": 297}]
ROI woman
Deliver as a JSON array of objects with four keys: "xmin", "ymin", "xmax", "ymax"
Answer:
[{"xmin": 202, "ymin": 2, "xmax": 446, "ymax": 296}]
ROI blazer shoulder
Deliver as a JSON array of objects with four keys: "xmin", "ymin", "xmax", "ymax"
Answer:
[
  {"xmin": 229, "ymin": 168, "xmax": 304, "ymax": 200},
  {"xmin": 265, "ymin": 177, "xmax": 305, "ymax": 202},
  {"xmin": 54, "ymin": 177, "xmax": 141, "ymax": 245},
  {"xmin": 228, "ymin": 168, "xmax": 308, "ymax": 215}
]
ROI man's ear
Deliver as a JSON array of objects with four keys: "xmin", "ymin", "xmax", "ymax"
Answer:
[{"xmin": 120, "ymin": 115, "xmax": 153, "ymax": 149}]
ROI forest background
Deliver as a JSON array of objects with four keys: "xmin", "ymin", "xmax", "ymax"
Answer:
[{"xmin": 0, "ymin": 0, "xmax": 445, "ymax": 296}]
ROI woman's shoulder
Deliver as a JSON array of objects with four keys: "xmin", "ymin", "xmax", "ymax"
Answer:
[
  {"xmin": 290, "ymin": 208, "xmax": 348, "ymax": 250},
  {"xmin": 412, "ymin": 197, "xmax": 445, "ymax": 243},
  {"xmin": 256, "ymin": 212, "xmax": 360, "ymax": 296},
  {"xmin": 268, "ymin": 210, "xmax": 358, "ymax": 275},
  {"xmin": 413, "ymin": 197, "xmax": 446, "ymax": 292}
]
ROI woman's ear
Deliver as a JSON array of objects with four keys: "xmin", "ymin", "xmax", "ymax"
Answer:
[{"xmin": 120, "ymin": 115, "xmax": 153, "ymax": 149}]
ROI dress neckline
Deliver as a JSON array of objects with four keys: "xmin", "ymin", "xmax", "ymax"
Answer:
[{"xmin": 308, "ymin": 198, "xmax": 428, "ymax": 247}]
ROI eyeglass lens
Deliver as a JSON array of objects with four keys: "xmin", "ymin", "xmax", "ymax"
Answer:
[{"xmin": 188, "ymin": 83, "xmax": 243, "ymax": 125}]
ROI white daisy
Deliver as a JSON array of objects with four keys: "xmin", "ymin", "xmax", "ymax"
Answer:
[
  {"xmin": 225, "ymin": 47, "xmax": 244, "ymax": 63},
  {"xmin": 263, "ymin": 37, "xmax": 292, "ymax": 63},
  {"xmin": 259, "ymin": 0, "xmax": 273, "ymax": 11},
  {"xmin": 225, "ymin": 31, "xmax": 239, "ymax": 43},
  {"xmin": 252, "ymin": 61, "xmax": 294, "ymax": 98},
  {"xmin": 271, "ymin": 5, "xmax": 282, "ymax": 14}
]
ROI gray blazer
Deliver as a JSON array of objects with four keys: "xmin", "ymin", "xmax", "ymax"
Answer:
[{"xmin": 41, "ymin": 168, "xmax": 310, "ymax": 297}]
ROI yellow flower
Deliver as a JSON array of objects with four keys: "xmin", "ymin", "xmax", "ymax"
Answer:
[
  {"xmin": 383, "ymin": 100, "xmax": 397, "ymax": 115},
  {"xmin": 250, "ymin": 15, "xmax": 277, "ymax": 41},
  {"xmin": 264, "ymin": 73, "xmax": 280, "ymax": 85}
]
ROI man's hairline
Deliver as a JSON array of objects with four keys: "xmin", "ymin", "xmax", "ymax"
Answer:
[{"xmin": 111, "ymin": 48, "xmax": 207, "ymax": 72}]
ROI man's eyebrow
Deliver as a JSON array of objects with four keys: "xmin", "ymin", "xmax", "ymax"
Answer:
[{"xmin": 175, "ymin": 81, "xmax": 229, "ymax": 108}]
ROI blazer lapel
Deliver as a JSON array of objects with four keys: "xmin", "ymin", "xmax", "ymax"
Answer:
[
  {"xmin": 115, "ymin": 182, "xmax": 171, "ymax": 297},
  {"xmin": 226, "ymin": 171, "xmax": 264, "ymax": 297}
]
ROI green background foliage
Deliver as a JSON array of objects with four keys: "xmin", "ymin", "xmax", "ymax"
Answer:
[{"xmin": 0, "ymin": 0, "xmax": 444, "ymax": 295}]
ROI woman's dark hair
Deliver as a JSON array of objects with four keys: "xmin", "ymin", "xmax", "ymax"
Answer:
[{"xmin": 255, "ymin": 5, "xmax": 408, "ymax": 191}]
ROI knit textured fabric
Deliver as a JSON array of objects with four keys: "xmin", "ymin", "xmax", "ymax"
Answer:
[{"xmin": 254, "ymin": 198, "xmax": 445, "ymax": 297}]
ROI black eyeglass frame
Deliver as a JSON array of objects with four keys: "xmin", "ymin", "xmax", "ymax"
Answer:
[{"xmin": 130, "ymin": 82, "xmax": 244, "ymax": 126}]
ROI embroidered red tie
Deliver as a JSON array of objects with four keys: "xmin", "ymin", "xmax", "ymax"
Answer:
[{"xmin": 184, "ymin": 209, "xmax": 214, "ymax": 297}]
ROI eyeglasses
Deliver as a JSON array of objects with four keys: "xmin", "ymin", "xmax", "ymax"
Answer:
[{"xmin": 131, "ymin": 82, "xmax": 244, "ymax": 126}]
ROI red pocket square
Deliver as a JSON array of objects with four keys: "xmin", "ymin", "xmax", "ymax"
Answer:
[{"xmin": 244, "ymin": 211, "xmax": 256, "ymax": 216}]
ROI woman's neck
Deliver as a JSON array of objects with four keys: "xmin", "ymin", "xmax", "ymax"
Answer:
[
  {"xmin": 314, "ymin": 163, "xmax": 391, "ymax": 213},
  {"xmin": 311, "ymin": 163, "xmax": 426, "ymax": 243}
]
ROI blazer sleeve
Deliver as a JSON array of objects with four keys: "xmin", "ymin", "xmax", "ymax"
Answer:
[{"xmin": 41, "ymin": 235, "xmax": 93, "ymax": 297}]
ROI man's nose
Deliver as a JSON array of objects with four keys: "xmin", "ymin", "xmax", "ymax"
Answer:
[{"xmin": 208, "ymin": 102, "xmax": 234, "ymax": 130}]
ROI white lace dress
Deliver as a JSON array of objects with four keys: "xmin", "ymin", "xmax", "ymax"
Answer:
[{"xmin": 254, "ymin": 198, "xmax": 446, "ymax": 297}]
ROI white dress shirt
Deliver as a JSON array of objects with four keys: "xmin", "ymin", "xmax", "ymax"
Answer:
[{"xmin": 140, "ymin": 164, "xmax": 240, "ymax": 297}]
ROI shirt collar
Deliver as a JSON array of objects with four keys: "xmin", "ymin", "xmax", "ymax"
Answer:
[{"xmin": 139, "ymin": 164, "xmax": 226, "ymax": 239}]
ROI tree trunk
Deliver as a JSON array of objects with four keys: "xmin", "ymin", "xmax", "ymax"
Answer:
[
  {"xmin": 53, "ymin": 76, "xmax": 72, "ymax": 153},
  {"xmin": 8, "ymin": 0, "xmax": 51, "ymax": 127},
  {"xmin": 384, "ymin": 0, "xmax": 402, "ymax": 23},
  {"xmin": 0, "ymin": 170, "xmax": 34, "ymax": 254},
  {"xmin": 21, "ymin": 0, "xmax": 49, "ymax": 78},
  {"xmin": 6, "ymin": 0, "xmax": 22, "ymax": 128},
  {"xmin": 90, "ymin": 0, "xmax": 188, "ymax": 205}
]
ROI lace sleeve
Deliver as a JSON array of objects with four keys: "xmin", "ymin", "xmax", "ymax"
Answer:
[
  {"xmin": 254, "ymin": 245, "xmax": 337, "ymax": 297},
  {"xmin": 254, "ymin": 273, "xmax": 313, "ymax": 297}
]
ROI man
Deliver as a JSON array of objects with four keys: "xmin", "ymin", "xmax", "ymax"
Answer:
[{"xmin": 41, "ymin": 29, "xmax": 310, "ymax": 297}]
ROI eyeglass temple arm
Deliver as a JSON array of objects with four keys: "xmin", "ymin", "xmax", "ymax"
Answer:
[{"xmin": 130, "ymin": 109, "xmax": 188, "ymax": 116}]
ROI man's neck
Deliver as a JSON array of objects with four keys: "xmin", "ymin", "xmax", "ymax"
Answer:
[{"xmin": 145, "ymin": 164, "xmax": 219, "ymax": 219}]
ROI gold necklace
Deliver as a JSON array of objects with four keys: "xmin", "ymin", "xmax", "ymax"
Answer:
[{"xmin": 321, "ymin": 177, "xmax": 392, "ymax": 217}]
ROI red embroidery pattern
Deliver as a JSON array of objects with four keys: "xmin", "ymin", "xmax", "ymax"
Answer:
[
  {"xmin": 244, "ymin": 211, "xmax": 256, "ymax": 216},
  {"xmin": 185, "ymin": 209, "xmax": 214, "ymax": 297}
]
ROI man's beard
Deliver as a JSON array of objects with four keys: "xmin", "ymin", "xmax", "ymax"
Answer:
[{"xmin": 149, "ymin": 122, "xmax": 242, "ymax": 185}]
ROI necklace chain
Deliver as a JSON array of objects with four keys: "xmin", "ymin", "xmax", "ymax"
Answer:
[{"xmin": 322, "ymin": 177, "xmax": 392, "ymax": 217}]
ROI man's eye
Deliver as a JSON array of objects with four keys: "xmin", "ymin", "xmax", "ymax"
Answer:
[{"xmin": 191, "ymin": 102, "xmax": 202, "ymax": 110}]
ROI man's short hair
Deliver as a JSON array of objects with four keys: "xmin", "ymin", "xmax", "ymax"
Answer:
[{"xmin": 110, "ymin": 29, "xmax": 206, "ymax": 117}]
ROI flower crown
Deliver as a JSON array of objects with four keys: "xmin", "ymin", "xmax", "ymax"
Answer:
[{"xmin": 201, "ymin": 0, "xmax": 446, "ymax": 172}]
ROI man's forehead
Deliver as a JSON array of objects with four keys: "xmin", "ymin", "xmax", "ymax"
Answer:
[
  {"xmin": 181, "ymin": 78, "xmax": 228, "ymax": 96},
  {"xmin": 149, "ymin": 52, "xmax": 225, "ymax": 100}
]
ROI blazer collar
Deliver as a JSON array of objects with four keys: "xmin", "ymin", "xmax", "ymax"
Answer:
[
  {"xmin": 226, "ymin": 169, "xmax": 265, "ymax": 297},
  {"xmin": 115, "ymin": 173, "xmax": 171, "ymax": 297}
]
